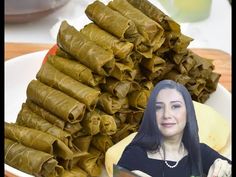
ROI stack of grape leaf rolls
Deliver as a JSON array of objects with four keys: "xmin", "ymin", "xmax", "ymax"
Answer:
[{"xmin": 5, "ymin": 0, "xmax": 221, "ymax": 176}]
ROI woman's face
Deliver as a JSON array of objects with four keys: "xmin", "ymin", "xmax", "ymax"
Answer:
[{"xmin": 155, "ymin": 88, "xmax": 187, "ymax": 139}]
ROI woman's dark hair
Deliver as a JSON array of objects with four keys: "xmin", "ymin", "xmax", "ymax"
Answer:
[{"xmin": 129, "ymin": 79, "xmax": 203, "ymax": 176}]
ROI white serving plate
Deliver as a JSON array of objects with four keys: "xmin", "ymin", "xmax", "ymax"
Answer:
[{"xmin": 4, "ymin": 51, "xmax": 231, "ymax": 177}]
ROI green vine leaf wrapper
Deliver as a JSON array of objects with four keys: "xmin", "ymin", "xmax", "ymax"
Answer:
[
  {"xmin": 110, "ymin": 62, "xmax": 137, "ymax": 81},
  {"xmin": 98, "ymin": 92, "xmax": 124, "ymax": 114},
  {"xmin": 37, "ymin": 62, "xmax": 101, "ymax": 111},
  {"xmin": 95, "ymin": 109, "xmax": 117, "ymax": 136},
  {"xmin": 73, "ymin": 135, "xmax": 93, "ymax": 152},
  {"xmin": 26, "ymin": 80, "xmax": 86, "ymax": 123},
  {"xmin": 81, "ymin": 23, "xmax": 134, "ymax": 59},
  {"xmin": 60, "ymin": 167, "xmax": 88, "ymax": 177},
  {"xmin": 5, "ymin": 122, "xmax": 74, "ymax": 160},
  {"xmin": 85, "ymin": 0, "xmax": 141, "ymax": 43},
  {"xmin": 26, "ymin": 99, "xmax": 83, "ymax": 134},
  {"xmin": 81, "ymin": 111, "xmax": 101, "ymax": 136},
  {"xmin": 128, "ymin": 90, "xmax": 149, "ymax": 110},
  {"xmin": 16, "ymin": 103, "xmax": 73, "ymax": 148},
  {"xmin": 57, "ymin": 21, "xmax": 115, "ymax": 76},
  {"xmin": 26, "ymin": 99, "xmax": 65, "ymax": 129},
  {"xmin": 48, "ymin": 55, "xmax": 105, "ymax": 87},
  {"xmin": 5, "ymin": 138, "xmax": 64, "ymax": 177},
  {"xmin": 127, "ymin": 0, "xmax": 181, "ymax": 32},
  {"xmin": 78, "ymin": 147, "xmax": 103, "ymax": 177},
  {"xmin": 108, "ymin": 0, "xmax": 164, "ymax": 48},
  {"xmin": 101, "ymin": 77, "xmax": 131, "ymax": 99},
  {"xmin": 91, "ymin": 134, "xmax": 114, "ymax": 153}
]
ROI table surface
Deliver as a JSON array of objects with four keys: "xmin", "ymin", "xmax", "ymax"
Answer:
[{"xmin": 4, "ymin": 42, "xmax": 231, "ymax": 177}]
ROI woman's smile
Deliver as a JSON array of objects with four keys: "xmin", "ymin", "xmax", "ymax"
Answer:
[{"xmin": 161, "ymin": 122, "xmax": 176, "ymax": 128}]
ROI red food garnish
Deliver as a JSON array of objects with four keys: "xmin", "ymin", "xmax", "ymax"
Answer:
[{"xmin": 42, "ymin": 44, "xmax": 58, "ymax": 64}]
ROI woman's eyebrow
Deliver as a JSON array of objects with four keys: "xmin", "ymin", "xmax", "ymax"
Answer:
[
  {"xmin": 170, "ymin": 101, "xmax": 183, "ymax": 104},
  {"xmin": 155, "ymin": 102, "xmax": 163, "ymax": 105},
  {"xmin": 155, "ymin": 101, "xmax": 183, "ymax": 104}
]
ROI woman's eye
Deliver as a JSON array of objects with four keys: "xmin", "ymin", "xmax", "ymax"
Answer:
[
  {"xmin": 172, "ymin": 104, "xmax": 181, "ymax": 109},
  {"xmin": 156, "ymin": 105, "xmax": 162, "ymax": 110}
]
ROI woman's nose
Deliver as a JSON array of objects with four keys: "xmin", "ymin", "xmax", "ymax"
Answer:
[{"xmin": 163, "ymin": 107, "xmax": 172, "ymax": 119}]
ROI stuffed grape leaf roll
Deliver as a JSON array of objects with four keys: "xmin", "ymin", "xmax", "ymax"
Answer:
[
  {"xmin": 127, "ymin": 0, "xmax": 181, "ymax": 32},
  {"xmin": 26, "ymin": 99, "xmax": 83, "ymax": 134},
  {"xmin": 85, "ymin": 0, "xmax": 141, "ymax": 43},
  {"xmin": 27, "ymin": 80, "xmax": 86, "ymax": 123},
  {"xmin": 48, "ymin": 55, "xmax": 105, "ymax": 87},
  {"xmin": 5, "ymin": 138, "xmax": 64, "ymax": 177},
  {"xmin": 91, "ymin": 134, "xmax": 114, "ymax": 153},
  {"xmin": 80, "ymin": 23, "xmax": 134, "ymax": 59},
  {"xmin": 81, "ymin": 111, "xmax": 101, "ymax": 136},
  {"xmin": 100, "ymin": 77, "xmax": 131, "ymax": 98},
  {"xmin": 26, "ymin": 99, "xmax": 65, "ymax": 129},
  {"xmin": 108, "ymin": 0, "xmax": 164, "ymax": 47},
  {"xmin": 37, "ymin": 62, "xmax": 101, "ymax": 110},
  {"xmin": 57, "ymin": 20, "xmax": 115, "ymax": 76},
  {"xmin": 5, "ymin": 122, "xmax": 73, "ymax": 160},
  {"xmin": 16, "ymin": 103, "xmax": 73, "ymax": 148},
  {"xmin": 78, "ymin": 147, "xmax": 103, "ymax": 177}
]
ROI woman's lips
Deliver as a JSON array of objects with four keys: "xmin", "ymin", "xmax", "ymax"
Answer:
[{"xmin": 161, "ymin": 123, "xmax": 176, "ymax": 128}]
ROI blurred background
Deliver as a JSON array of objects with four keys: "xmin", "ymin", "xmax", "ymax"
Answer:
[
  {"xmin": 4, "ymin": 0, "xmax": 231, "ymax": 54},
  {"xmin": 5, "ymin": 0, "xmax": 70, "ymax": 23}
]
